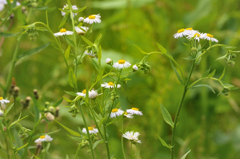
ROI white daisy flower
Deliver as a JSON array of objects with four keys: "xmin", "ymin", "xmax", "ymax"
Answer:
[
  {"xmin": 0, "ymin": 0, "xmax": 20, "ymax": 11},
  {"xmin": 113, "ymin": 59, "xmax": 131, "ymax": 69},
  {"xmin": 123, "ymin": 131, "xmax": 141, "ymax": 143},
  {"xmin": 35, "ymin": 135, "xmax": 53, "ymax": 143},
  {"xmin": 77, "ymin": 89, "xmax": 87, "ymax": 97},
  {"xmin": 187, "ymin": 32, "xmax": 202, "ymax": 42},
  {"xmin": 106, "ymin": 58, "xmax": 112, "ymax": 64},
  {"xmin": 101, "ymin": 82, "xmax": 121, "ymax": 89},
  {"xmin": 61, "ymin": 4, "xmax": 78, "ymax": 17},
  {"xmin": 0, "ymin": 97, "xmax": 9, "ymax": 110},
  {"xmin": 78, "ymin": 17, "xmax": 84, "ymax": 21},
  {"xmin": 88, "ymin": 90, "xmax": 99, "ymax": 99},
  {"xmin": 0, "ymin": 109, "xmax": 4, "ymax": 117},
  {"xmin": 200, "ymin": 33, "xmax": 218, "ymax": 43},
  {"xmin": 84, "ymin": 14, "xmax": 101, "ymax": 24},
  {"xmin": 126, "ymin": 107, "xmax": 143, "ymax": 116},
  {"xmin": 82, "ymin": 127, "xmax": 98, "ymax": 134},
  {"xmin": 124, "ymin": 112, "xmax": 134, "ymax": 118},
  {"xmin": 74, "ymin": 26, "xmax": 89, "ymax": 35},
  {"xmin": 132, "ymin": 64, "xmax": 138, "ymax": 71},
  {"xmin": 174, "ymin": 28, "xmax": 199, "ymax": 39},
  {"xmin": 54, "ymin": 28, "xmax": 73, "ymax": 37},
  {"xmin": 110, "ymin": 108, "xmax": 124, "ymax": 118},
  {"xmin": 84, "ymin": 50, "xmax": 96, "ymax": 58}
]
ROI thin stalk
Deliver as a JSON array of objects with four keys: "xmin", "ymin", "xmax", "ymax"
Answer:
[
  {"xmin": 170, "ymin": 60, "xmax": 195, "ymax": 159},
  {"xmin": 103, "ymin": 126, "xmax": 110, "ymax": 159},
  {"xmin": 121, "ymin": 118, "xmax": 126, "ymax": 159}
]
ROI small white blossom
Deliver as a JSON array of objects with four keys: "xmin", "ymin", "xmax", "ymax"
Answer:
[
  {"xmin": 0, "ymin": 109, "xmax": 4, "ymax": 117},
  {"xmin": 174, "ymin": 28, "xmax": 199, "ymax": 39},
  {"xmin": 74, "ymin": 26, "xmax": 89, "ymax": 35},
  {"xmin": 61, "ymin": 4, "xmax": 78, "ymax": 17},
  {"xmin": 101, "ymin": 82, "xmax": 121, "ymax": 89},
  {"xmin": 54, "ymin": 28, "xmax": 73, "ymax": 37},
  {"xmin": 200, "ymin": 33, "xmax": 218, "ymax": 43},
  {"xmin": 82, "ymin": 127, "xmax": 98, "ymax": 134},
  {"xmin": 84, "ymin": 14, "xmax": 101, "ymax": 24},
  {"xmin": 84, "ymin": 50, "xmax": 96, "ymax": 58},
  {"xmin": 126, "ymin": 108, "xmax": 143, "ymax": 116},
  {"xmin": 77, "ymin": 89, "xmax": 87, "ymax": 97},
  {"xmin": 0, "ymin": 97, "xmax": 9, "ymax": 110},
  {"xmin": 110, "ymin": 108, "xmax": 124, "ymax": 118},
  {"xmin": 0, "ymin": 0, "xmax": 20, "ymax": 11},
  {"xmin": 35, "ymin": 135, "xmax": 53, "ymax": 143},
  {"xmin": 106, "ymin": 58, "xmax": 112, "ymax": 64},
  {"xmin": 124, "ymin": 112, "xmax": 134, "ymax": 118},
  {"xmin": 78, "ymin": 17, "xmax": 84, "ymax": 21},
  {"xmin": 123, "ymin": 131, "xmax": 141, "ymax": 143},
  {"xmin": 45, "ymin": 112, "xmax": 55, "ymax": 121},
  {"xmin": 88, "ymin": 90, "xmax": 99, "ymax": 99},
  {"xmin": 113, "ymin": 59, "xmax": 131, "ymax": 69},
  {"xmin": 132, "ymin": 64, "xmax": 138, "ymax": 71}
]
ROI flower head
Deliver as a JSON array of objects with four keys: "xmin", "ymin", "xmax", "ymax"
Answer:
[
  {"xmin": 106, "ymin": 58, "xmax": 112, "ymax": 64},
  {"xmin": 61, "ymin": 4, "xmax": 78, "ymax": 17},
  {"xmin": 77, "ymin": 89, "xmax": 87, "ymax": 97},
  {"xmin": 187, "ymin": 32, "xmax": 202, "ymax": 42},
  {"xmin": 126, "ymin": 107, "xmax": 143, "ymax": 116},
  {"xmin": 132, "ymin": 64, "xmax": 138, "ymax": 71},
  {"xmin": 35, "ymin": 135, "xmax": 53, "ymax": 143},
  {"xmin": 88, "ymin": 90, "xmax": 99, "ymax": 99},
  {"xmin": 174, "ymin": 28, "xmax": 199, "ymax": 39},
  {"xmin": 84, "ymin": 14, "xmax": 101, "ymax": 24},
  {"xmin": 101, "ymin": 82, "xmax": 121, "ymax": 89},
  {"xmin": 84, "ymin": 50, "xmax": 96, "ymax": 58},
  {"xmin": 200, "ymin": 33, "xmax": 218, "ymax": 43},
  {"xmin": 0, "ymin": 0, "xmax": 20, "ymax": 11},
  {"xmin": 82, "ymin": 127, "xmax": 98, "ymax": 134},
  {"xmin": 124, "ymin": 112, "xmax": 134, "ymax": 118},
  {"xmin": 74, "ymin": 26, "xmax": 89, "ymax": 35},
  {"xmin": 123, "ymin": 131, "xmax": 141, "ymax": 143},
  {"xmin": 110, "ymin": 108, "xmax": 124, "ymax": 118},
  {"xmin": 0, "ymin": 97, "xmax": 9, "ymax": 110},
  {"xmin": 113, "ymin": 59, "xmax": 131, "ymax": 69},
  {"xmin": 78, "ymin": 17, "xmax": 84, "ymax": 21},
  {"xmin": 54, "ymin": 28, "xmax": 73, "ymax": 37}
]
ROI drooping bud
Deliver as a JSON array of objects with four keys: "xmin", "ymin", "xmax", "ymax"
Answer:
[
  {"xmin": 222, "ymin": 87, "xmax": 230, "ymax": 96},
  {"xmin": 13, "ymin": 87, "xmax": 20, "ymax": 98},
  {"xmin": 231, "ymin": 54, "xmax": 236, "ymax": 59},
  {"xmin": 55, "ymin": 107, "xmax": 60, "ymax": 117},
  {"xmin": 227, "ymin": 60, "xmax": 235, "ymax": 67},
  {"xmin": 33, "ymin": 89, "xmax": 39, "ymax": 100},
  {"xmin": 23, "ymin": 96, "xmax": 31, "ymax": 108},
  {"xmin": 9, "ymin": 77, "xmax": 16, "ymax": 95}
]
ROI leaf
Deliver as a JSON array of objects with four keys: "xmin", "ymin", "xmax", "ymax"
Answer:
[
  {"xmin": 170, "ymin": 60, "xmax": 185, "ymax": 85},
  {"xmin": 64, "ymin": 36, "xmax": 75, "ymax": 47},
  {"xmin": 8, "ymin": 114, "xmax": 28, "ymax": 129},
  {"xmin": 0, "ymin": 32, "xmax": 20, "ymax": 37},
  {"xmin": 64, "ymin": 45, "xmax": 71, "ymax": 61},
  {"xmin": 17, "ymin": 42, "xmax": 51, "ymax": 60},
  {"xmin": 55, "ymin": 120, "xmax": 81, "ymax": 137},
  {"xmin": 81, "ymin": 36, "xmax": 94, "ymax": 46},
  {"xmin": 13, "ymin": 128, "xmax": 24, "ymax": 156},
  {"xmin": 64, "ymin": 91, "xmax": 78, "ymax": 96},
  {"xmin": 160, "ymin": 104, "xmax": 174, "ymax": 128},
  {"xmin": 191, "ymin": 84, "xmax": 215, "ymax": 93},
  {"xmin": 219, "ymin": 67, "xmax": 226, "ymax": 80},
  {"xmin": 52, "ymin": 98, "xmax": 63, "ymax": 107},
  {"xmin": 182, "ymin": 56, "xmax": 195, "ymax": 61},
  {"xmin": 195, "ymin": 50, "xmax": 202, "ymax": 65},
  {"xmin": 208, "ymin": 69, "xmax": 216, "ymax": 78},
  {"xmin": 134, "ymin": 45, "xmax": 148, "ymax": 54},
  {"xmin": 91, "ymin": 58, "xmax": 99, "ymax": 72},
  {"xmin": 68, "ymin": 67, "xmax": 77, "ymax": 88},
  {"xmin": 66, "ymin": 155, "xmax": 70, "ymax": 159},
  {"xmin": 156, "ymin": 43, "xmax": 167, "ymax": 54},
  {"xmin": 4, "ymin": 103, "xmax": 14, "ymax": 116},
  {"xmin": 59, "ymin": 12, "xmax": 70, "ymax": 28},
  {"xmin": 94, "ymin": 34, "xmax": 102, "ymax": 46},
  {"xmin": 31, "ymin": 94, "xmax": 40, "ymax": 123},
  {"xmin": 158, "ymin": 136, "xmax": 173, "ymax": 149},
  {"xmin": 72, "ymin": 6, "xmax": 87, "ymax": 13},
  {"xmin": 202, "ymin": 67, "xmax": 211, "ymax": 78},
  {"xmin": 93, "ymin": 139, "xmax": 104, "ymax": 149},
  {"xmin": 215, "ymin": 55, "xmax": 227, "ymax": 61},
  {"xmin": 180, "ymin": 150, "xmax": 191, "ymax": 159}
]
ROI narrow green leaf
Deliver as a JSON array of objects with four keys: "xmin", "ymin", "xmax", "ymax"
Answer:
[
  {"xmin": 55, "ymin": 120, "xmax": 81, "ymax": 137},
  {"xmin": 215, "ymin": 55, "xmax": 227, "ymax": 61},
  {"xmin": 91, "ymin": 58, "xmax": 99, "ymax": 72},
  {"xmin": 72, "ymin": 6, "xmax": 87, "ymax": 13},
  {"xmin": 98, "ymin": 45, "xmax": 102, "ymax": 64},
  {"xmin": 59, "ymin": 12, "xmax": 70, "ymax": 28},
  {"xmin": 31, "ymin": 94, "xmax": 40, "ymax": 123},
  {"xmin": 4, "ymin": 103, "xmax": 14, "ymax": 116},
  {"xmin": 170, "ymin": 60, "xmax": 184, "ymax": 85},
  {"xmin": 66, "ymin": 155, "xmax": 70, "ymax": 159},
  {"xmin": 9, "ymin": 114, "xmax": 28, "ymax": 129},
  {"xmin": 219, "ymin": 67, "xmax": 226, "ymax": 80},
  {"xmin": 134, "ymin": 45, "xmax": 148, "ymax": 54},
  {"xmin": 64, "ymin": 36, "xmax": 75, "ymax": 47},
  {"xmin": 208, "ymin": 69, "xmax": 216, "ymax": 78},
  {"xmin": 160, "ymin": 104, "xmax": 174, "ymax": 128},
  {"xmin": 93, "ymin": 139, "xmax": 104, "ymax": 149},
  {"xmin": 180, "ymin": 150, "xmax": 191, "ymax": 159},
  {"xmin": 94, "ymin": 34, "xmax": 102, "ymax": 46},
  {"xmin": 64, "ymin": 91, "xmax": 78, "ymax": 96},
  {"xmin": 64, "ymin": 45, "xmax": 71, "ymax": 61},
  {"xmin": 202, "ymin": 67, "xmax": 211, "ymax": 78},
  {"xmin": 81, "ymin": 36, "xmax": 94, "ymax": 46},
  {"xmin": 13, "ymin": 128, "xmax": 24, "ymax": 156},
  {"xmin": 158, "ymin": 136, "xmax": 173, "ymax": 149},
  {"xmin": 17, "ymin": 42, "xmax": 51, "ymax": 60},
  {"xmin": 156, "ymin": 43, "xmax": 167, "ymax": 54},
  {"xmin": 15, "ymin": 143, "xmax": 28, "ymax": 154},
  {"xmin": 191, "ymin": 84, "xmax": 215, "ymax": 94},
  {"xmin": 182, "ymin": 56, "xmax": 195, "ymax": 61},
  {"xmin": 68, "ymin": 67, "xmax": 77, "ymax": 88},
  {"xmin": 195, "ymin": 51, "xmax": 202, "ymax": 65},
  {"xmin": 0, "ymin": 32, "xmax": 20, "ymax": 37},
  {"xmin": 52, "ymin": 98, "xmax": 63, "ymax": 107}
]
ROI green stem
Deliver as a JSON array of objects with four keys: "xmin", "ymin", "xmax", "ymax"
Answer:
[
  {"xmin": 170, "ymin": 60, "xmax": 195, "ymax": 159},
  {"xmin": 104, "ymin": 126, "xmax": 110, "ymax": 159},
  {"xmin": 121, "ymin": 118, "xmax": 126, "ymax": 159}
]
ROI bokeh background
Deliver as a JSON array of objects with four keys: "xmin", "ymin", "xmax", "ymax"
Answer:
[{"xmin": 1, "ymin": 0, "xmax": 240, "ymax": 158}]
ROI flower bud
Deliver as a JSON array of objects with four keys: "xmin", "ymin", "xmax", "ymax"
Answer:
[
  {"xmin": 55, "ymin": 107, "xmax": 60, "ymax": 117},
  {"xmin": 132, "ymin": 64, "xmax": 138, "ymax": 71},
  {"xmin": 23, "ymin": 96, "xmax": 31, "ymax": 109},
  {"xmin": 191, "ymin": 47, "xmax": 197, "ymax": 53},
  {"xmin": 33, "ymin": 89, "xmax": 39, "ymax": 100},
  {"xmin": 106, "ymin": 58, "xmax": 112, "ymax": 64},
  {"xmin": 231, "ymin": 54, "xmax": 236, "ymax": 59},
  {"xmin": 48, "ymin": 106, "xmax": 55, "ymax": 114},
  {"xmin": 13, "ymin": 87, "xmax": 20, "ymax": 98},
  {"xmin": 78, "ymin": 17, "xmax": 84, "ymax": 21},
  {"xmin": 227, "ymin": 60, "xmax": 235, "ymax": 67},
  {"xmin": 45, "ymin": 112, "xmax": 55, "ymax": 121},
  {"xmin": 0, "ymin": 110, "xmax": 4, "ymax": 117}
]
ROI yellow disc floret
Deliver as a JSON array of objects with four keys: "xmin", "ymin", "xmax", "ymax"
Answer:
[
  {"xmin": 194, "ymin": 33, "xmax": 200, "ymax": 37},
  {"xmin": 60, "ymin": 28, "xmax": 67, "ymax": 33},
  {"xmin": 118, "ymin": 60, "xmax": 125, "ymax": 64},
  {"xmin": 88, "ymin": 127, "xmax": 94, "ymax": 130},
  {"xmin": 0, "ymin": 97, "xmax": 3, "ymax": 100},
  {"xmin": 177, "ymin": 29, "xmax": 185, "ymax": 33},
  {"xmin": 207, "ymin": 33, "xmax": 213, "ymax": 38},
  {"xmin": 132, "ymin": 107, "xmax": 139, "ymax": 111},
  {"xmin": 112, "ymin": 108, "xmax": 118, "ymax": 113},
  {"xmin": 82, "ymin": 89, "xmax": 86, "ymax": 94},
  {"xmin": 89, "ymin": 15, "xmax": 96, "ymax": 19},
  {"xmin": 40, "ymin": 135, "xmax": 45, "ymax": 139},
  {"xmin": 186, "ymin": 28, "xmax": 193, "ymax": 30},
  {"xmin": 108, "ymin": 82, "xmax": 114, "ymax": 86}
]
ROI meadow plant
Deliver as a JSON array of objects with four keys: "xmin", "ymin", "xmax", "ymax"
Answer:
[{"xmin": 0, "ymin": 0, "xmax": 239, "ymax": 159}]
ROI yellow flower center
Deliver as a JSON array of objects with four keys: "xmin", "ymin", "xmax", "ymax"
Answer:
[
  {"xmin": 108, "ymin": 82, "xmax": 114, "ymax": 86},
  {"xmin": 177, "ymin": 29, "xmax": 185, "ymax": 33},
  {"xmin": 194, "ymin": 33, "xmax": 200, "ymax": 37},
  {"xmin": 40, "ymin": 135, "xmax": 45, "ymax": 139},
  {"xmin": 124, "ymin": 112, "xmax": 128, "ymax": 115},
  {"xmin": 0, "ymin": 97, "xmax": 3, "ymax": 100},
  {"xmin": 132, "ymin": 107, "xmax": 139, "ymax": 111},
  {"xmin": 10, "ymin": 0, "xmax": 13, "ymax": 2},
  {"xmin": 207, "ymin": 33, "xmax": 213, "ymax": 38},
  {"xmin": 186, "ymin": 28, "xmax": 193, "ymax": 31},
  {"xmin": 82, "ymin": 89, "xmax": 86, "ymax": 94},
  {"xmin": 88, "ymin": 127, "xmax": 94, "ymax": 130},
  {"xmin": 60, "ymin": 28, "xmax": 67, "ymax": 33},
  {"xmin": 118, "ymin": 60, "xmax": 125, "ymax": 64},
  {"xmin": 89, "ymin": 15, "xmax": 96, "ymax": 19},
  {"xmin": 112, "ymin": 108, "xmax": 118, "ymax": 113}
]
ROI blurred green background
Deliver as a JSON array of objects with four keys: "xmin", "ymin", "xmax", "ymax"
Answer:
[{"xmin": 1, "ymin": 0, "xmax": 240, "ymax": 158}]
